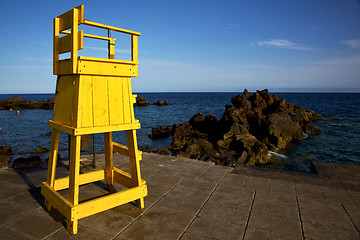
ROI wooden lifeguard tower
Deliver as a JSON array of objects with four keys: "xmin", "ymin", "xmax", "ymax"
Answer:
[{"xmin": 41, "ymin": 5, "xmax": 147, "ymax": 234}]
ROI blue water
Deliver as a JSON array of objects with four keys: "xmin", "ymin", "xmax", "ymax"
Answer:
[{"xmin": 1, "ymin": 92, "xmax": 359, "ymax": 172}]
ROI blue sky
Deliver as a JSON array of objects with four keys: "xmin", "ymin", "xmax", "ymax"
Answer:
[{"xmin": 1, "ymin": 0, "xmax": 360, "ymax": 93}]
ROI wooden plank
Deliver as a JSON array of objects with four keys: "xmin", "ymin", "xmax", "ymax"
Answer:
[
  {"xmin": 58, "ymin": 31, "xmax": 83, "ymax": 54},
  {"xmin": 73, "ymin": 184, "xmax": 147, "ymax": 219},
  {"xmin": 78, "ymin": 56, "xmax": 138, "ymax": 65},
  {"xmin": 104, "ymin": 132, "xmax": 114, "ymax": 191},
  {"xmin": 93, "ymin": 76, "xmax": 109, "ymax": 126},
  {"xmin": 41, "ymin": 182, "xmax": 72, "ymax": 219},
  {"xmin": 108, "ymin": 39, "xmax": 115, "ymax": 59},
  {"xmin": 46, "ymin": 129, "xmax": 61, "ymax": 187},
  {"xmin": 68, "ymin": 135, "xmax": 81, "ymax": 206},
  {"xmin": 113, "ymin": 142, "xmax": 142, "ymax": 160},
  {"xmin": 131, "ymin": 35, "xmax": 138, "ymax": 62},
  {"xmin": 53, "ymin": 170, "xmax": 105, "ymax": 191},
  {"xmin": 79, "ymin": 75, "xmax": 93, "ymax": 128},
  {"xmin": 57, "ymin": 5, "xmax": 84, "ymax": 31},
  {"xmin": 127, "ymin": 129, "xmax": 144, "ymax": 209},
  {"xmin": 71, "ymin": 8, "xmax": 79, "ymax": 75},
  {"xmin": 53, "ymin": 75, "xmax": 75, "ymax": 126},
  {"xmin": 113, "ymin": 167, "xmax": 146, "ymax": 188},
  {"xmin": 108, "ymin": 77, "xmax": 123, "ymax": 125},
  {"xmin": 83, "ymin": 19, "xmax": 141, "ymax": 36},
  {"xmin": 53, "ymin": 17, "xmax": 60, "ymax": 75},
  {"xmin": 77, "ymin": 59, "xmax": 138, "ymax": 77},
  {"xmin": 61, "ymin": 30, "xmax": 116, "ymax": 41},
  {"xmin": 48, "ymin": 120, "xmax": 140, "ymax": 136}
]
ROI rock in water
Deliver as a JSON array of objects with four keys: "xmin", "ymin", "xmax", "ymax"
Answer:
[
  {"xmin": 149, "ymin": 126, "xmax": 172, "ymax": 139},
  {"xmin": 12, "ymin": 155, "xmax": 42, "ymax": 168},
  {"xmin": 35, "ymin": 146, "xmax": 49, "ymax": 153},
  {"xmin": 153, "ymin": 100, "xmax": 168, "ymax": 106},
  {"xmin": 134, "ymin": 96, "xmax": 150, "ymax": 106},
  {"xmin": 158, "ymin": 89, "xmax": 322, "ymax": 166}
]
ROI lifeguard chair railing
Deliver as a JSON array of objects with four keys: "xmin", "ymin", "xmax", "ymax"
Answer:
[{"xmin": 41, "ymin": 5, "xmax": 147, "ymax": 235}]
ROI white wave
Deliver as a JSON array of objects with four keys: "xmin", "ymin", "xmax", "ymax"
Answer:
[{"xmin": 268, "ymin": 151, "xmax": 288, "ymax": 159}]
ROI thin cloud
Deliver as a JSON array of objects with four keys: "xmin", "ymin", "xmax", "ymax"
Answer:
[
  {"xmin": 341, "ymin": 39, "xmax": 360, "ymax": 48},
  {"xmin": 251, "ymin": 39, "xmax": 312, "ymax": 51}
]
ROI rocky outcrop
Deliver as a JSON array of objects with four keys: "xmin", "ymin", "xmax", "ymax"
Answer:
[
  {"xmin": 0, "ymin": 146, "xmax": 12, "ymax": 168},
  {"xmin": 156, "ymin": 89, "xmax": 322, "ymax": 166},
  {"xmin": 0, "ymin": 97, "xmax": 55, "ymax": 110},
  {"xmin": 35, "ymin": 146, "xmax": 49, "ymax": 153},
  {"xmin": 153, "ymin": 100, "xmax": 168, "ymax": 106},
  {"xmin": 134, "ymin": 96, "xmax": 150, "ymax": 106},
  {"xmin": 12, "ymin": 155, "xmax": 42, "ymax": 168},
  {"xmin": 149, "ymin": 126, "xmax": 172, "ymax": 139}
]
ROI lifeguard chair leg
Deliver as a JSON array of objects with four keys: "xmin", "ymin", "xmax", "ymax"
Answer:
[
  {"xmin": 126, "ymin": 129, "xmax": 144, "ymax": 209},
  {"xmin": 104, "ymin": 132, "xmax": 115, "ymax": 192},
  {"xmin": 44, "ymin": 128, "xmax": 60, "ymax": 211},
  {"xmin": 67, "ymin": 135, "xmax": 81, "ymax": 234}
]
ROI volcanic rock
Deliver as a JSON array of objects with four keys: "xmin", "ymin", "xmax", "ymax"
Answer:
[
  {"xmin": 153, "ymin": 100, "xmax": 168, "ymax": 106},
  {"xmin": 149, "ymin": 126, "xmax": 172, "ymax": 139},
  {"xmin": 157, "ymin": 89, "xmax": 322, "ymax": 166},
  {"xmin": 134, "ymin": 96, "xmax": 150, "ymax": 106},
  {"xmin": 12, "ymin": 155, "xmax": 42, "ymax": 168}
]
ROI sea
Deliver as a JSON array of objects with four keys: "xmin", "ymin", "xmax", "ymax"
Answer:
[{"xmin": 1, "ymin": 92, "xmax": 359, "ymax": 173}]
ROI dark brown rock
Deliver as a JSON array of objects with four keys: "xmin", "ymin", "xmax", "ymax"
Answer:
[
  {"xmin": 0, "ymin": 146, "xmax": 12, "ymax": 155},
  {"xmin": 153, "ymin": 100, "xmax": 168, "ymax": 106},
  {"xmin": 160, "ymin": 89, "xmax": 322, "ymax": 167},
  {"xmin": 134, "ymin": 96, "xmax": 150, "ymax": 106},
  {"xmin": 12, "ymin": 155, "xmax": 42, "ymax": 168},
  {"xmin": 0, "ymin": 96, "xmax": 55, "ymax": 110},
  {"xmin": 35, "ymin": 146, "xmax": 49, "ymax": 153},
  {"xmin": 149, "ymin": 126, "xmax": 172, "ymax": 139}
]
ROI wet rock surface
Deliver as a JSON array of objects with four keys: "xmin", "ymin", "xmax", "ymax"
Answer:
[
  {"xmin": 155, "ymin": 89, "xmax": 322, "ymax": 166},
  {"xmin": 134, "ymin": 96, "xmax": 150, "ymax": 106},
  {"xmin": 148, "ymin": 126, "xmax": 172, "ymax": 139},
  {"xmin": 153, "ymin": 100, "xmax": 168, "ymax": 106},
  {"xmin": 0, "ymin": 96, "xmax": 55, "ymax": 110}
]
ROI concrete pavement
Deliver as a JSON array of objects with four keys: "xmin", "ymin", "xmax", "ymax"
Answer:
[{"xmin": 0, "ymin": 152, "xmax": 359, "ymax": 239}]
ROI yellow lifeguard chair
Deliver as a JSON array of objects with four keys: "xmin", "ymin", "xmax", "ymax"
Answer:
[{"xmin": 41, "ymin": 5, "xmax": 147, "ymax": 234}]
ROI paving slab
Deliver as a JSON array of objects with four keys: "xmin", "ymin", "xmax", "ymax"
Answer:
[
  {"xmin": 186, "ymin": 217, "xmax": 245, "ymax": 240},
  {"xmin": 0, "ymin": 152, "xmax": 360, "ymax": 239},
  {"xmin": 115, "ymin": 218, "xmax": 183, "ymax": 240}
]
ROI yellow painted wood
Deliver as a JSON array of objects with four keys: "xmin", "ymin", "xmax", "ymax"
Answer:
[
  {"xmin": 127, "ymin": 130, "xmax": 145, "ymax": 209},
  {"xmin": 53, "ymin": 75, "xmax": 75, "ymax": 126},
  {"xmin": 104, "ymin": 132, "xmax": 114, "ymax": 191},
  {"xmin": 77, "ymin": 59, "xmax": 138, "ymax": 76},
  {"xmin": 53, "ymin": 170, "xmax": 105, "ymax": 191},
  {"xmin": 113, "ymin": 167, "xmax": 146, "ymax": 188},
  {"xmin": 44, "ymin": 128, "xmax": 60, "ymax": 210},
  {"xmin": 71, "ymin": 8, "xmax": 79, "ymax": 74},
  {"xmin": 93, "ymin": 77, "xmax": 109, "ymax": 126},
  {"xmin": 78, "ymin": 56, "xmax": 138, "ymax": 65},
  {"xmin": 48, "ymin": 120, "xmax": 140, "ymax": 136},
  {"xmin": 57, "ymin": 5, "xmax": 84, "ymax": 32},
  {"xmin": 68, "ymin": 136, "xmax": 81, "ymax": 206},
  {"xmin": 108, "ymin": 77, "xmax": 124, "ymax": 125},
  {"xmin": 108, "ymin": 39, "xmax": 115, "ymax": 59},
  {"xmin": 83, "ymin": 19, "xmax": 141, "ymax": 36},
  {"xmin": 44, "ymin": 5, "xmax": 146, "ymax": 235},
  {"xmin": 73, "ymin": 185, "xmax": 147, "ymax": 219},
  {"xmin": 53, "ymin": 17, "xmax": 60, "ymax": 75},
  {"xmin": 113, "ymin": 142, "xmax": 142, "ymax": 160},
  {"xmin": 78, "ymin": 75, "xmax": 93, "ymax": 128},
  {"xmin": 61, "ymin": 30, "xmax": 116, "ymax": 42},
  {"xmin": 41, "ymin": 182, "xmax": 73, "ymax": 219},
  {"xmin": 59, "ymin": 30, "xmax": 83, "ymax": 54},
  {"xmin": 131, "ymin": 35, "xmax": 138, "ymax": 62}
]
